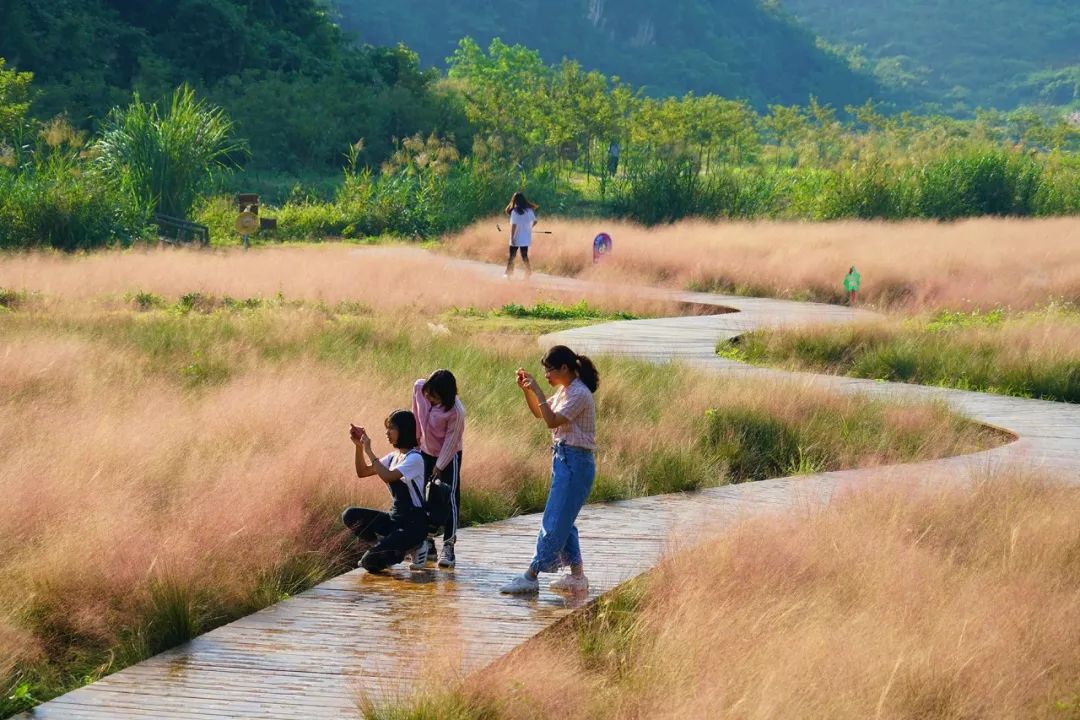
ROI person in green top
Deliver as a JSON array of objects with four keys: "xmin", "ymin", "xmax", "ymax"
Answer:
[{"xmin": 843, "ymin": 266, "xmax": 861, "ymax": 305}]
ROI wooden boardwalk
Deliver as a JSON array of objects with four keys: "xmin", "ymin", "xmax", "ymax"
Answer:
[{"xmin": 23, "ymin": 251, "xmax": 1080, "ymax": 719}]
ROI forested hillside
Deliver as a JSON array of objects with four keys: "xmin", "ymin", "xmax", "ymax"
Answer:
[
  {"xmin": 333, "ymin": 0, "xmax": 883, "ymax": 109},
  {"xmin": 779, "ymin": 0, "xmax": 1080, "ymax": 110},
  {"xmin": 0, "ymin": 0, "xmax": 468, "ymax": 171}
]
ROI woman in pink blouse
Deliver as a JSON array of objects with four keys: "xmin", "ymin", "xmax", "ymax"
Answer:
[{"xmin": 412, "ymin": 369, "xmax": 465, "ymax": 568}]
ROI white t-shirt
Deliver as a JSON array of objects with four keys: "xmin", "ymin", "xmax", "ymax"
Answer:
[
  {"xmin": 509, "ymin": 208, "xmax": 536, "ymax": 247},
  {"xmin": 380, "ymin": 450, "xmax": 426, "ymax": 509}
]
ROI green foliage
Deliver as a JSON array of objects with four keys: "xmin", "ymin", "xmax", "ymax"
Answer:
[
  {"xmin": 4, "ymin": 683, "xmax": 36, "ymax": 715},
  {"xmin": 0, "ymin": 58, "xmax": 32, "ymax": 139},
  {"xmin": 94, "ymin": 86, "xmax": 243, "ymax": 218},
  {"xmin": 124, "ymin": 290, "xmax": 167, "ymax": 311},
  {"xmin": 925, "ymin": 309, "xmax": 1006, "ymax": 332},
  {"xmin": 4, "ymin": 17, "xmax": 1080, "ymax": 248},
  {"xmin": 497, "ymin": 302, "xmax": 638, "ymax": 321},
  {"xmin": 572, "ymin": 578, "xmax": 647, "ymax": 675},
  {"xmin": 0, "ymin": 141, "xmax": 148, "ymax": 251},
  {"xmin": 341, "ymin": 1, "xmax": 882, "ymax": 108},
  {"xmin": 815, "ymin": 160, "xmax": 911, "ymax": 220},
  {"xmin": 0, "ymin": 1, "xmax": 467, "ymax": 174},
  {"xmin": 204, "ymin": 141, "xmax": 562, "ymax": 243},
  {"xmin": 780, "ymin": 0, "xmax": 1080, "ymax": 109},
  {"xmin": 913, "ymin": 149, "xmax": 1043, "ymax": 219},
  {"xmin": 608, "ymin": 162, "xmax": 780, "ymax": 224}
]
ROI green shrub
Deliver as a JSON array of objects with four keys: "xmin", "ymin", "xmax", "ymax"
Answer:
[
  {"xmin": 0, "ymin": 287, "xmax": 25, "ymax": 309},
  {"xmin": 609, "ymin": 160, "xmax": 704, "ymax": 224},
  {"xmin": 816, "ymin": 160, "xmax": 911, "ymax": 219},
  {"xmin": 124, "ymin": 290, "xmax": 166, "ymax": 311},
  {"xmin": 915, "ymin": 148, "xmax": 1043, "ymax": 219},
  {"xmin": 497, "ymin": 301, "xmax": 638, "ymax": 321},
  {"xmin": 95, "ymin": 85, "xmax": 243, "ymax": 220},
  {"xmin": 0, "ymin": 152, "xmax": 148, "ymax": 250}
]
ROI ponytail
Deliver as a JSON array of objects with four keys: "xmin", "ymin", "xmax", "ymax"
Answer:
[
  {"xmin": 542, "ymin": 345, "xmax": 600, "ymax": 393},
  {"xmin": 576, "ymin": 354, "xmax": 599, "ymax": 393}
]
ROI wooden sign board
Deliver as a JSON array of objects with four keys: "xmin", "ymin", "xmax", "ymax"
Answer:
[{"xmin": 237, "ymin": 193, "xmax": 259, "ymax": 215}]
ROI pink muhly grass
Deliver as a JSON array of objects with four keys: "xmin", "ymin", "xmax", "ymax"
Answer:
[
  {"xmin": 442, "ymin": 473, "xmax": 1080, "ymax": 720},
  {"xmin": 0, "ymin": 244, "xmax": 679, "ymax": 318},
  {"xmin": 444, "ymin": 216, "xmax": 1080, "ymax": 311}
]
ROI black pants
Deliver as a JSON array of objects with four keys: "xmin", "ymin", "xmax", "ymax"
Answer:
[
  {"xmin": 341, "ymin": 506, "xmax": 427, "ymax": 573},
  {"xmin": 506, "ymin": 245, "xmax": 531, "ymax": 273},
  {"xmin": 421, "ymin": 451, "xmax": 462, "ymax": 544}
]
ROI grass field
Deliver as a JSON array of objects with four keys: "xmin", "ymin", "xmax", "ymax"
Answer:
[
  {"xmin": 368, "ymin": 473, "xmax": 1080, "ymax": 720},
  {"xmin": 444, "ymin": 217, "xmax": 1080, "ymax": 311},
  {"xmin": 720, "ymin": 306, "xmax": 1080, "ymax": 403},
  {"xmin": 447, "ymin": 216, "xmax": 1080, "ymax": 403},
  {"xmin": 0, "ymin": 245, "xmax": 1006, "ymax": 716}
]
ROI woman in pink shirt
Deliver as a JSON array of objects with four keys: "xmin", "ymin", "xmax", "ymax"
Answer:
[{"xmin": 412, "ymin": 369, "xmax": 465, "ymax": 568}]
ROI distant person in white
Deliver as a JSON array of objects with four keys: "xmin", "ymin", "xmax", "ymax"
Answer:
[{"xmin": 504, "ymin": 191, "xmax": 538, "ymax": 278}]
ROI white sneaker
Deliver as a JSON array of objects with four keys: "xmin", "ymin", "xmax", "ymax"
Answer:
[
  {"xmin": 408, "ymin": 539, "xmax": 433, "ymax": 570},
  {"xmin": 549, "ymin": 574, "xmax": 589, "ymax": 593},
  {"xmin": 499, "ymin": 574, "xmax": 539, "ymax": 594}
]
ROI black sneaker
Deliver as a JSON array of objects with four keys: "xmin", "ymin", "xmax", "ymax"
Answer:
[{"xmin": 438, "ymin": 541, "xmax": 456, "ymax": 568}]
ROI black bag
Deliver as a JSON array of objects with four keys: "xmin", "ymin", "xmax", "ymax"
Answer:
[{"xmin": 424, "ymin": 478, "xmax": 452, "ymax": 531}]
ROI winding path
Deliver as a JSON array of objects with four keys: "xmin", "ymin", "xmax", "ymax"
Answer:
[{"xmin": 22, "ymin": 251, "xmax": 1080, "ymax": 719}]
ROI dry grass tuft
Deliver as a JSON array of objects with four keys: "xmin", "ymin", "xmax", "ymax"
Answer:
[{"xmin": 444, "ymin": 217, "xmax": 1080, "ymax": 311}]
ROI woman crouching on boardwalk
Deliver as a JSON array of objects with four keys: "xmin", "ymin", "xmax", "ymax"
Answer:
[
  {"xmin": 412, "ymin": 369, "xmax": 465, "ymax": 568},
  {"xmin": 501, "ymin": 345, "xmax": 598, "ymax": 595},
  {"xmin": 342, "ymin": 410, "xmax": 428, "ymax": 573}
]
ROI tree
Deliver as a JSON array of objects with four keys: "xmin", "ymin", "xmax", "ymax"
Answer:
[{"xmin": 0, "ymin": 58, "xmax": 33, "ymax": 139}]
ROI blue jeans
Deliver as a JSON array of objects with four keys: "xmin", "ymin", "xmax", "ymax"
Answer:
[{"xmin": 530, "ymin": 443, "xmax": 595, "ymax": 574}]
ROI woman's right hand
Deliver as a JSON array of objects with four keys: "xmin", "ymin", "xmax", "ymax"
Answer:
[
  {"xmin": 349, "ymin": 424, "xmax": 365, "ymax": 446},
  {"xmin": 517, "ymin": 369, "xmax": 539, "ymax": 393}
]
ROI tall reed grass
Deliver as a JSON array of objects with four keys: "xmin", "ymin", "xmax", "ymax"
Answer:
[
  {"xmin": 370, "ymin": 473, "xmax": 1080, "ymax": 719},
  {"xmin": 95, "ymin": 85, "xmax": 243, "ymax": 219},
  {"xmin": 443, "ymin": 216, "xmax": 1080, "ymax": 311}
]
